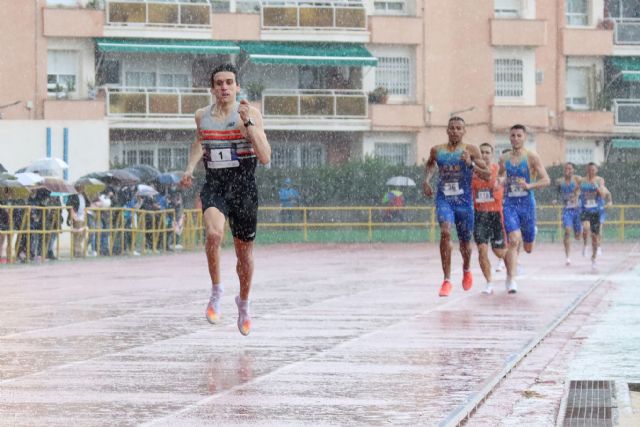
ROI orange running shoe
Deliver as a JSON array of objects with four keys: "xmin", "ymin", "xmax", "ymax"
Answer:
[
  {"xmin": 438, "ymin": 280, "xmax": 452, "ymax": 297},
  {"xmin": 462, "ymin": 271, "xmax": 473, "ymax": 291},
  {"xmin": 205, "ymin": 286, "xmax": 223, "ymax": 324},
  {"xmin": 235, "ymin": 296, "xmax": 251, "ymax": 336}
]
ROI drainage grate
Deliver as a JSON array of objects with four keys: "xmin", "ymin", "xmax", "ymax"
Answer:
[{"xmin": 563, "ymin": 380, "xmax": 615, "ymax": 426}]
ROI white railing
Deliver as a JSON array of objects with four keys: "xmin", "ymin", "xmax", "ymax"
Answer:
[
  {"xmin": 106, "ymin": 0, "xmax": 211, "ymax": 28},
  {"xmin": 261, "ymin": 0, "xmax": 367, "ymax": 30},
  {"xmin": 106, "ymin": 86, "xmax": 212, "ymax": 117},
  {"xmin": 613, "ymin": 18, "xmax": 640, "ymax": 45},
  {"xmin": 614, "ymin": 99, "xmax": 640, "ymax": 126},
  {"xmin": 209, "ymin": 0, "xmax": 260, "ymax": 13},
  {"xmin": 261, "ymin": 89, "xmax": 368, "ymax": 118}
]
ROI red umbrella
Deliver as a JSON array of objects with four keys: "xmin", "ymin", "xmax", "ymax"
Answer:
[{"xmin": 40, "ymin": 177, "xmax": 77, "ymax": 195}]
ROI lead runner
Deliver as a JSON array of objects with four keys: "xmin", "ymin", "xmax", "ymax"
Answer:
[{"xmin": 181, "ymin": 63, "xmax": 271, "ymax": 336}]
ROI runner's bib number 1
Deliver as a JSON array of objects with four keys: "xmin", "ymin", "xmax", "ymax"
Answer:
[{"xmin": 207, "ymin": 148, "xmax": 239, "ymax": 169}]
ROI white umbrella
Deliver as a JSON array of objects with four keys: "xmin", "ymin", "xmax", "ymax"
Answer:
[
  {"xmin": 24, "ymin": 157, "xmax": 68, "ymax": 176},
  {"xmin": 386, "ymin": 176, "xmax": 416, "ymax": 187},
  {"xmin": 15, "ymin": 172, "xmax": 45, "ymax": 186},
  {"xmin": 136, "ymin": 184, "xmax": 158, "ymax": 197}
]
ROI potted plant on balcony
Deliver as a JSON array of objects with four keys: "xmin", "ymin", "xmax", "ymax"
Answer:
[
  {"xmin": 368, "ymin": 86, "xmax": 388, "ymax": 104},
  {"xmin": 245, "ymin": 81, "xmax": 264, "ymax": 101},
  {"xmin": 54, "ymin": 83, "xmax": 67, "ymax": 99}
]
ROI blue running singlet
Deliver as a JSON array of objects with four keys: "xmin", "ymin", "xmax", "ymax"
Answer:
[
  {"xmin": 503, "ymin": 152, "xmax": 537, "ymax": 243},
  {"xmin": 434, "ymin": 145, "xmax": 474, "ymax": 242}
]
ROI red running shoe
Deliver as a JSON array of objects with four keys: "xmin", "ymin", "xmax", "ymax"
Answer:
[
  {"xmin": 438, "ymin": 280, "xmax": 452, "ymax": 297},
  {"xmin": 462, "ymin": 271, "xmax": 473, "ymax": 291}
]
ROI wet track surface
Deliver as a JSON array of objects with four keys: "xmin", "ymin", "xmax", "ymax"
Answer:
[{"xmin": 0, "ymin": 243, "xmax": 637, "ymax": 426}]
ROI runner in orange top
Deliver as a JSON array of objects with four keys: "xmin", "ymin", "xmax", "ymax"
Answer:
[{"xmin": 471, "ymin": 143, "xmax": 507, "ymax": 295}]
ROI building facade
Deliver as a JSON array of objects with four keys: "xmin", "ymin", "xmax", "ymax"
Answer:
[{"xmin": 1, "ymin": 0, "xmax": 639, "ymax": 180}]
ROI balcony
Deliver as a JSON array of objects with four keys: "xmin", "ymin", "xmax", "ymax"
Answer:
[
  {"xmin": 491, "ymin": 105, "xmax": 549, "ymax": 131},
  {"xmin": 44, "ymin": 7, "xmax": 104, "ymax": 37},
  {"xmin": 105, "ymin": 87, "xmax": 211, "ymax": 128},
  {"xmin": 261, "ymin": 89, "xmax": 370, "ymax": 130},
  {"xmin": 614, "ymin": 99, "xmax": 640, "ymax": 126},
  {"xmin": 562, "ymin": 28, "xmax": 613, "ymax": 56},
  {"xmin": 260, "ymin": 0, "xmax": 369, "ymax": 42},
  {"xmin": 491, "ymin": 19, "xmax": 547, "ymax": 46},
  {"xmin": 561, "ymin": 110, "xmax": 614, "ymax": 135},
  {"xmin": 614, "ymin": 18, "xmax": 640, "ymax": 45},
  {"xmin": 104, "ymin": 0, "xmax": 212, "ymax": 38}
]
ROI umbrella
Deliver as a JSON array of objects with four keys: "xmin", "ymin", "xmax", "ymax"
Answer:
[
  {"xmin": 40, "ymin": 177, "xmax": 77, "ymax": 195},
  {"xmin": 0, "ymin": 179, "xmax": 31, "ymax": 200},
  {"xmin": 136, "ymin": 184, "xmax": 158, "ymax": 197},
  {"xmin": 0, "ymin": 163, "xmax": 6, "ymax": 173},
  {"xmin": 125, "ymin": 165, "xmax": 161, "ymax": 183},
  {"xmin": 386, "ymin": 176, "xmax": 416, "ymax": 187},
  {"xmin": 86, "ymin": 170, "xmax": 140, "ymax": 185},
  {"xmin": 155, "ymin": 171, "xmax": 183, "ymax": 185},
  {"xmin": 15, "ymin": 172, "xmax": 45, "ymax": 186},
  {"xmin": 75, "ymin": 177, "xmax": 106, "ymax": 197},
  {"xmin": 23, "ymin": 157, "xmax": 68, "ymax": 177}
]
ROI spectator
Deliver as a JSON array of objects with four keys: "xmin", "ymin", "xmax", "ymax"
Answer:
[
  {"xmin": 278, "ymin": 177, "xmax": 300, "ymax": 223},
  {"xmin": 382, "ymin": 188, "xmax": 405, "ymax": 222},
  {"xmin": 68, "ymin": 185, "xmax": 90, "ymax": 258},
  {"xmin": 0, "ymin": 205, "xmax": 9, "ymax": 264}
]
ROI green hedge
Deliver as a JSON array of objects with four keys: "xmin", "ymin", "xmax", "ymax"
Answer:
[{"xmin": 184, "ymin": 159, "xmax": 639, "ymax": 207}]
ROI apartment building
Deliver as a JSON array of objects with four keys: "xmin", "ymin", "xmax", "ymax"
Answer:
[{"xmin": 1, "ymin": 0, "xmax": 638, "ymax": 180}]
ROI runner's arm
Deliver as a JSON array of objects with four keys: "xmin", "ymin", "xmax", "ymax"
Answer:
[
  {"xmin": 526, "ymin": 152, "xmax": 550, "ymax": 190},
  {"xmin": 467, "ymin": 145, "xmax": 490, "ymax": 180},
  {"xmin": 423, "ymin": 146, "xmax": 438, "ymax": 197},
  {"xmin": 181, "ymin": 110, "xmax": 205, "ymax": 185},
  {"xmin": 240, "ymin": 101, "xmax": 271, "ymax": 165}
]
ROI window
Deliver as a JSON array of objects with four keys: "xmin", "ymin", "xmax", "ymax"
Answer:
[
  {"xmin": 494, "ymin": 0, "xmax": 521, "ymax": 18},
  {"xmin": 98, "ymin": 59, "xmax": 121, "ymax": 86},
  {"xmin": 566, "ymin": 141, "xmax": 595, "ymax": 164},
  {"xmin": 271, "ymin": 143, "xmax": 326, "ymax": 168},
  {"xmin": 119, "ymin": 146, "xmax": 189, "ymax": 171},
  {"xmin": 159, "ymin": 73, "xmax": 189, "ymax": 88},
  {"xmin": 374, "ymin": 143, "xmax": 410, "ymax": 165},
  {"xmin": 566, "ymin": 66, "xmax": 591, "ymax": 110},
  {"xmin": 47, "ymin": 50, "xmax": 78, "ymax": 95},
  {"xmin": 125, "ymin": 71, "xmax": 156, "ymax": 88},
  {"xmin": 566, "ymin": 0, "xmax": 589, "ymax": 26},
  {"xmin": 375, "ymin": 57, "xmax": 411, "ymax": 97},
  {"xmin": 495, "ymin": 58, "xmax": 524, "ymax": 97},
  {"xmin": 374, "ymin": 0, "xmax": 406, "ymax": 15}
]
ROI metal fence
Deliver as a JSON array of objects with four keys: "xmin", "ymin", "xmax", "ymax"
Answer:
[{"xmin": 1, "ymin": 205, "xmax": 639, "ymax": 264}]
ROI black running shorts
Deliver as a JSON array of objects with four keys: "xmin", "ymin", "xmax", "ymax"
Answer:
[
  {"xmin": 473, "ymin": 211, "xmax": 506, "ymax": 249},
  {"xmin": 200, "ymin": 178, "xmax": 258, "ymax": 242},
  {"xmin": 580, "ymin": 210, "xmax": 601, "ymax": 235}
]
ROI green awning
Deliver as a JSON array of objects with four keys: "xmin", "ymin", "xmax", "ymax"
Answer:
[
  {"xmin": 612, "ymin": 139, "xmax": 640, "ymax": 149},
  {"xmin": 239, "ymin": 42, "xmax": 377, "ymax": 66},
  {"xmin": 611, "ymin": 57, "xmax": 640, "ymax": 71},
  {"xmin": 622, "ymin": 71, "xmax": 640, "ymax": 82},
  {"xmin": 95, "ymin": 38, "xmax": 240, "ymax": 54}
]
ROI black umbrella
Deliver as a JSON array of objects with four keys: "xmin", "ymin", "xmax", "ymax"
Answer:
[
  {"xmin": 84, "ymin": 170, "xmax": 140, "ymax": 186},
  {"xmin": 125, "ymin": 165, "xmax": 161, "ymax": 183}
]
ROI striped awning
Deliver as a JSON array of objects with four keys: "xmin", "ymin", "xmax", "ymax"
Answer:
[
  {"xmin": 240, "ymin": 42, "xmax": 377, "ymax": 67},
  {"xmin": 95, "ymin": 38, "xmax": 240, "ymax": 55}
]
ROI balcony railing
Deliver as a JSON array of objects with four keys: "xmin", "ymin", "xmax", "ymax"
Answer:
[
  {"xmin": 210, "ymin": 0, "xmax": 260, "ymax": 13},
  {"xmin": 261, "ymin": 0, "xmax": 367, "ymax": 30},
  {"xmin": 106, "ymin": 0, "xmax": 211, "ymax": 27},
  {"xmin": 106, "ymin": 87, "xmax": 211, "ymax": 117},
  {"xmin": 262, "ymin": 89, "xmax": 367, "ymax": 118},
  {"xmin": 614, "ymin": 18, "xmax": 640, "ymax": 45},
  {"xmin": 614, "ymin": 99, "xmax": 640, "ymax": 126}
]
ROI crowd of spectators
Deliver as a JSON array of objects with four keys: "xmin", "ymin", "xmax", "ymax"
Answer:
[{"xmin": 0, "ymin": 183, "xmax": 184, "ymax": 263}]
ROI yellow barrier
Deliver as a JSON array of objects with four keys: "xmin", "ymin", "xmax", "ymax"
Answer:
[{"xmin": 1, "ymin": 204, "xmax": 638, "ymax": 263}]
